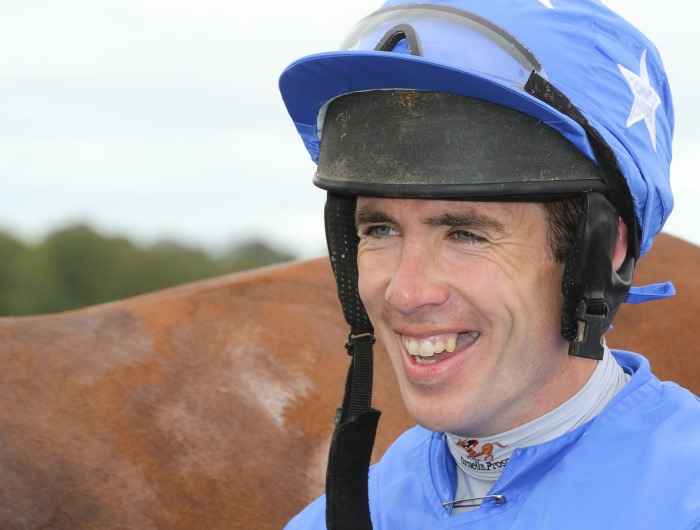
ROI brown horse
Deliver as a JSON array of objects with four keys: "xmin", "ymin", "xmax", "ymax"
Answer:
[{"xmin": 0, "ymin": 234, "xmax": 698, "ymax": 530}]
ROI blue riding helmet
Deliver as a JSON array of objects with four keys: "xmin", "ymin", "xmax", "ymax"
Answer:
[{"xmin": 280, "ymin": 0, "xmax": 674, "ymax": 259}]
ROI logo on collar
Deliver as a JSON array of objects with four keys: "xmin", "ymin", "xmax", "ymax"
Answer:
[{"xmin": 456, "ymin": 438, "xmax": 508, "ymax": 462}]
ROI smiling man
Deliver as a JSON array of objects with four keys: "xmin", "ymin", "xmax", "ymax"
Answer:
[
  {"xmin": 355, "ymin": 197, "xmax": 604, "ymax": 436},
  {"xmin": 279, "ymin": 2, "xmax": 700, "ymax": 529}
]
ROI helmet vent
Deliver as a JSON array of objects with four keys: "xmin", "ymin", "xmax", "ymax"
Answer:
[{"xmin": 375, "ymin": 24, "xmax": 422, "ymax": 56}]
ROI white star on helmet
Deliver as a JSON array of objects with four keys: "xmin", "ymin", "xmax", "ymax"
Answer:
[{"xmin": 618, "ymin": 49, "xmax": 662, "ymax": 151}]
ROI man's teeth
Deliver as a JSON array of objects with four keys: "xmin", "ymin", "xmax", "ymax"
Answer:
[{"xmin": 401, "ymin": 332, "xmax": 477, "ymax": 358}]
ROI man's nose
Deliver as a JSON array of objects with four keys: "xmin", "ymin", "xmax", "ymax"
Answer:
[{"xmin": 384, "ymin": 242, "xmax": 449, "ymax": 315}]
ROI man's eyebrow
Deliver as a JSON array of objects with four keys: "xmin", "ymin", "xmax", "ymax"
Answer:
[
  {"xmin": 355, "ymin": 207, "xmax": 506, "ymax": 233},
  {"xmin": 424, "ymin": 212, "xmax": 506, "ymax": 233},
  {"xmin": 355, "ymin": 208, "xmax": 396, "ymax": 225}
]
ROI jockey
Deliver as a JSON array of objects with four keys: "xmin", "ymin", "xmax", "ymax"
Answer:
[{"xmin": 279, "ymin": 2, "xmax": 700, "ymax": 529}]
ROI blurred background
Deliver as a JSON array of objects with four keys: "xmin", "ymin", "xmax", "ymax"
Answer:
[{"xmin": 1, "ymin": 1, "xmax": 697, "ymax": 315}]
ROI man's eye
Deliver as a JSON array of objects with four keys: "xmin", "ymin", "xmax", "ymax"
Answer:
[
  {"xmin": 449, "ymin": 230, "xmax": 487, "ymax": 244},
  {"xmin": 359, "ymin": 225, "xmax": 396, "ymax": 238}
]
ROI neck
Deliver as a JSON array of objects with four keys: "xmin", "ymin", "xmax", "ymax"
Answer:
[
  {"xmin": 457, "ymin": 350, "xmax": 598, "ymax": 438},
  {"xmin": 513, "ymin": 354, "xmax": 598, "ymax": 431}
]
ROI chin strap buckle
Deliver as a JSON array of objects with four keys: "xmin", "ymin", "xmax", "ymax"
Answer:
[
  {"xmin": 345, "ymin": 332, "xmax": 375, "ymax": 356},
  {"xmin": 568, "ymin": 298, "xmax": 608, "ymax": 360}
]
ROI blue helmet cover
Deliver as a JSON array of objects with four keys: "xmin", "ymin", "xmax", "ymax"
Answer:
[{"xmin": 279, "ymin": 0, "xmax": 674, "ymax": 260}]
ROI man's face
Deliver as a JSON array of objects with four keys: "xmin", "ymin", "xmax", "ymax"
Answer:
[{"xmin": 356, "ymin": 197, "xmax": 593, "ymax": 437}]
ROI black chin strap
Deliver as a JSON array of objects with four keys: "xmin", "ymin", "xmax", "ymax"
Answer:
[
  {"xmin": 324, "ymin": 194, "xmax": 381, "ymax": 530},
  {"xmin": 325, "ymin": 334, "xmax": 380, "ymax": 530}
]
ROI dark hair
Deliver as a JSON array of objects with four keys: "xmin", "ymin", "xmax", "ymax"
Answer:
[{"xmin": 543, "ymin": 196, "xmax": 584, "ymax": 263}]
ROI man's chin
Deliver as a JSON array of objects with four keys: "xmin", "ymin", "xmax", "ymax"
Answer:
[{"xmin": 400, "ymin": 392, "xmax": 475, "ymax": 434}]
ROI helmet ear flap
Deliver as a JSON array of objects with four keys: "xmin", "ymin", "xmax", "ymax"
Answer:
[
  {"xmin": 563, "ymin": 192, "xmax": 635, "ymax": 360},
  {"xmin": 324, "ymin": 192, "xmax": 373, "ymax": 334}
]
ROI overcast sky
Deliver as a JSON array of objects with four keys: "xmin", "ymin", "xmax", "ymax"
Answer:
[{"xmin": 1, "ymin": 1, "xmax": 698, "ymax": 258}]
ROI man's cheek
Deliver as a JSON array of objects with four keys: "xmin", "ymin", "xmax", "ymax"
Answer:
[
  {"xmin": 357, "ymin": 256, "xmax": 383, "ymax": 309},
  {"xmin": 358, "ymin": 277, "xmax": 381, "ymax": 318},
  {"xmin": 357, "ymin": 266, "xmax": 374, "ymax": 315}
]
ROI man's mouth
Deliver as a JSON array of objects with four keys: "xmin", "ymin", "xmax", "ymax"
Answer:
[{"xmin": 400, "ymin": 331, "xmax": 480, "ymax": 365}]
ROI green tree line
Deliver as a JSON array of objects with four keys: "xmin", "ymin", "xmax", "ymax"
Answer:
[{"xmin": 0, "ymin": 224, "xmax": 295, "ymax": 316}]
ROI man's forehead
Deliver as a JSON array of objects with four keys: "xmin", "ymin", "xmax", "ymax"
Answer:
[{"xmin": 355, "ymin": 196, "xmax": 521, "ymax": 222}]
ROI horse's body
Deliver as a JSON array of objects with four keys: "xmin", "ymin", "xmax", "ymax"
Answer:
[{"xmin": 0, "ymin": 234, "xmax": 697, "ymax": 530}]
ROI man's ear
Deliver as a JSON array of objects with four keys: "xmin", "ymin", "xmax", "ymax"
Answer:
[{"xmin": 612, "ymin": 217, "xmax": 628, "ymax": 272}]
